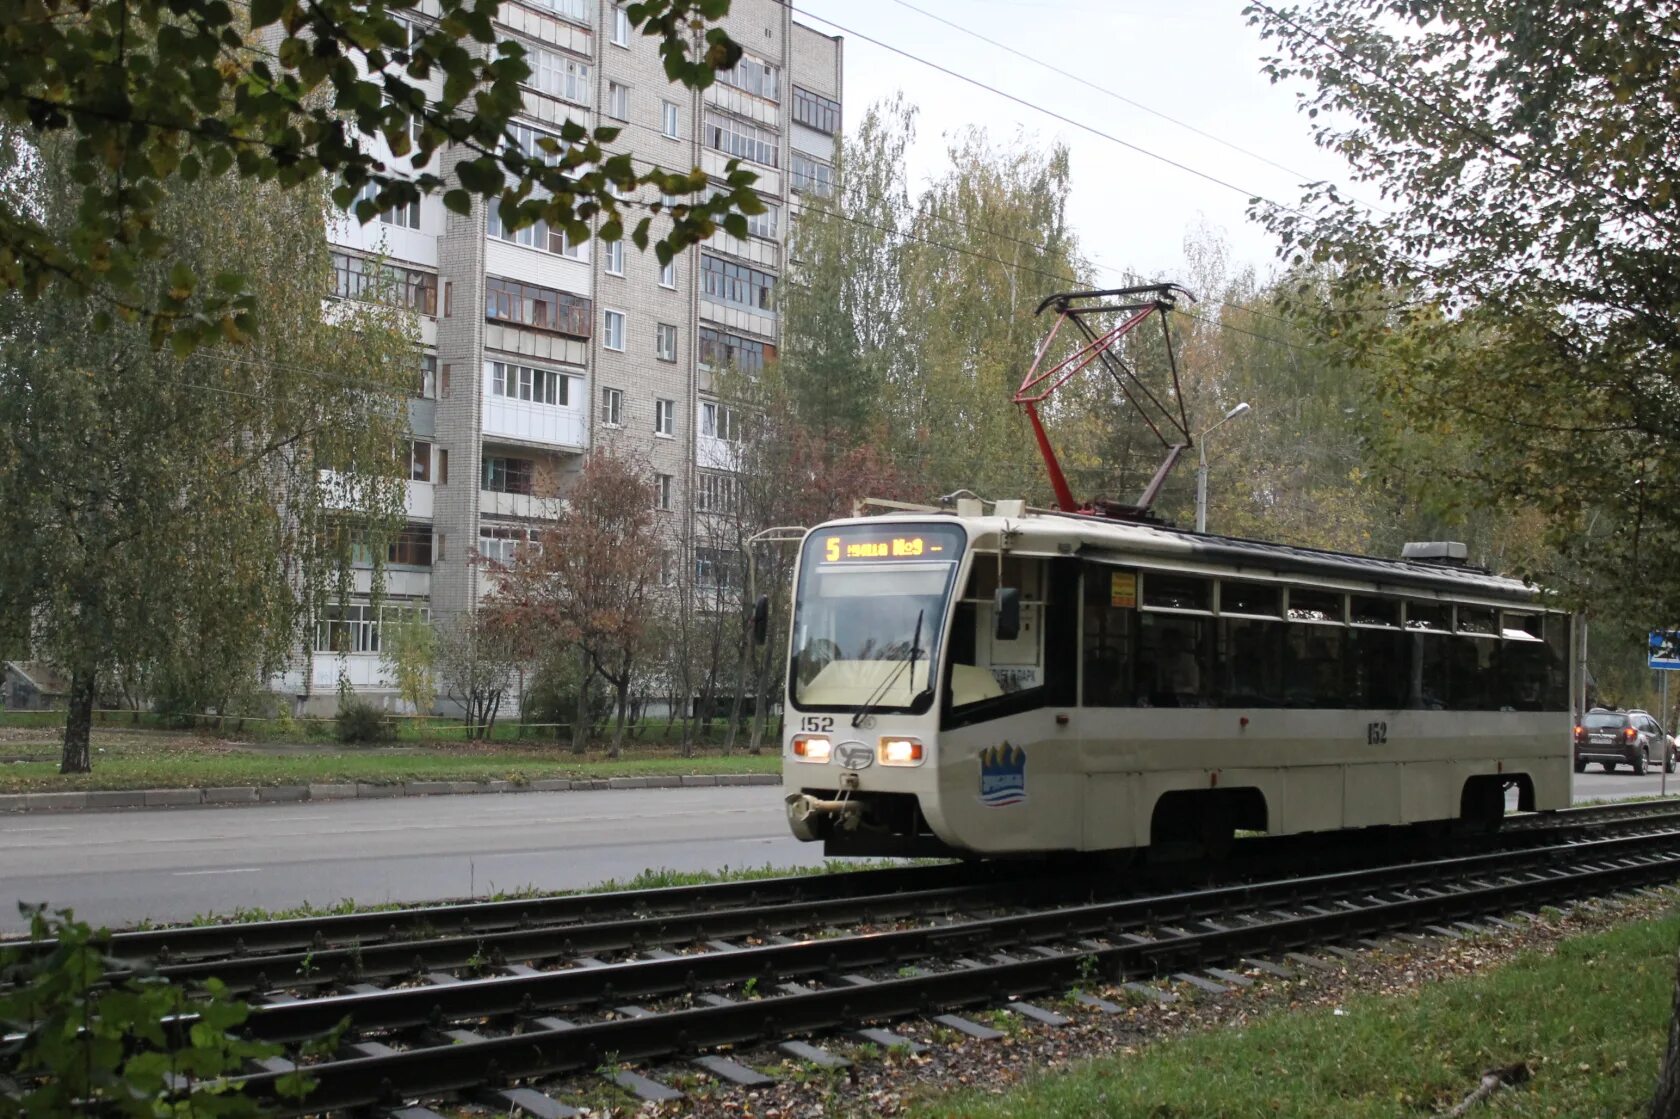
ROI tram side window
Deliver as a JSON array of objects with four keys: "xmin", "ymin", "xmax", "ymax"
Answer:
[
  {"xmin": 946, "ymin": 556, "xmax": 1075, "ymax": 725},
  {"xmin": 1217, "ymin": 617, "xmax": 1285, "ymax": 706},
  {"xmin": 1350, "ymin": 628, "xmax": 1407, "ymax": 708},
  {"xmin": 1283, "ymin": 623, "xmax": 1351, "ymax": 707},
  {"xmin": 1448, "ymin": 635, "xmax": 1498, "ymax": 710},
  {"xmin": 1082, "ymin": 567, "xmax": 1136, "ymax": 706},
  {"xmin": 1139, "ymin": 613, "xmax": 1211, "ymax": 707}
]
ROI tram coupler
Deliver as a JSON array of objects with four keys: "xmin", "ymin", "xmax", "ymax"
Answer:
[{"xmin": 786, "ymin": 790, "xmax": 862, "ymax": 841}]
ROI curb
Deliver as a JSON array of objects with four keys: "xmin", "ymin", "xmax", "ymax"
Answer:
[{"xmin": 0, "ymin": 772, "xmax": 782, "ymax": 815}]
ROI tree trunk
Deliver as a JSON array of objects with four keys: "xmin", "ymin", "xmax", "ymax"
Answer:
[
  {"xmin": 571, "ymin": 647, "xmax": 592, "ymax": 755},
  {"xmin": 61, "ymin": 667, "xmax": 97, "ymax": 774},
  {"xmin": 1651, "ymin": 939, "xmax": 1680, "ymax": 1117}
]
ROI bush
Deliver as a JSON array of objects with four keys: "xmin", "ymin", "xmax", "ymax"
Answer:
[{"xmin": 335, "ymin": 701, "xmax": 394, "ymax": 744}]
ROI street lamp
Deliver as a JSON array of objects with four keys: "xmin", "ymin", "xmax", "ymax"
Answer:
[{"xmin": 1195, "ymin": 402, "xmax": 1251, "ymax": 534}]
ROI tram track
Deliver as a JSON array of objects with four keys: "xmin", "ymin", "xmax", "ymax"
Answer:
[
  {"xmin": 8, "ymin": 801, "xmax": 1680, "ymax": 1117},
  {"xmin": 180, "ymin": 822, "xmax": 1680, "ymax": 1113}
]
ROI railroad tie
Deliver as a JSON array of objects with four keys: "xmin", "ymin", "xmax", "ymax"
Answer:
[
  {"xmin": 1122, "ymin": 981, "xmax": 1179, "ymax": 1004},
  {"xmin": 607, "ymin": 1070, "xmax": 683, "ymax": 1102},
  {"xmin": 692, "ymin": 1055, "xmax": 776, "ymax": 1087},
  {"xmin": 930, "ymin": 1013, "xmax": 1006, "ymax": 1040},
  {"xmin": 1239, "ymin": 957, "xmax": 1295, "ymax": 979},
  {"xmin": 855, "ymin": 1026, "xmax": 929, "ymax": 1053},
  {"xmin": 1203, "ymin": 967, "xmax": 1255, "ymax": 989},
  {"xmin": 390, "ymin": 1109, "xmax": 451, "ymax": 1119},
  {"xmin": 1009, "ymin": 1001, "xmax": 1070, "ymax": 1026},
  {"xmin": 1173, "ymin": 972, "xmax": 1232, "ymax": 995},
  {"xmin": 473, "ymin": 1087, "xmax": 579, "ymax": 1119},
  {"xmin": 778, "ymin": 1040, "xmax": 851, "ymax": 1068},
  {"xmin": 1072, "ymin": 992, "xmax": 1124, "ymax": 1013}
]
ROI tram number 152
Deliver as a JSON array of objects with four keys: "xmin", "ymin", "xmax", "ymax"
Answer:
[{"xmin": 1366, "ymin": 721, "xmax": 1388, "ymax": 745}]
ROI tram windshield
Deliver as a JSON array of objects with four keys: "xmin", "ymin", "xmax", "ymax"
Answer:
[{"xmin": 790, "ymin": 524, "xmax": 966, "ymax": 712}]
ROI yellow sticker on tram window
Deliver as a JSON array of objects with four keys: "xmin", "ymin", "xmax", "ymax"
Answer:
[{"xmin": 1110, "ymin": 572, "xmax": 1137, "ymax": 608}]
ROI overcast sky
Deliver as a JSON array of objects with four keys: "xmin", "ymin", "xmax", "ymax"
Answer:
[{"xmin": 790, "ymin": 0, "xmax": 1355, "ymax": 290}]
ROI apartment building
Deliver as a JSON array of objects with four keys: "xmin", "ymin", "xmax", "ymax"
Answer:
[{"xmin": 286, "ymin": 0, "xmax": 841, "ymax": 712}]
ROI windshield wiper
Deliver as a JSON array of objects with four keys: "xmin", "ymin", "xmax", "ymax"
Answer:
[{"xmin": 852, "ymin": 609, "xmax": 924, "ymax": 728}]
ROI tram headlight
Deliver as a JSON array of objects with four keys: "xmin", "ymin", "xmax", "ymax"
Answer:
[
  {"xmin": 878, "ymin": 736, "xmax": 924, "ymax": 766},
  {"xmin": 792, "ymin": 734, "xmax": 832, "ymax": 762}
]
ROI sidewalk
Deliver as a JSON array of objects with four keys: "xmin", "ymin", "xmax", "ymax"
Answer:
[{"xmin": 0, "ymin": 772, "xmax": 783, "ymax": 814}]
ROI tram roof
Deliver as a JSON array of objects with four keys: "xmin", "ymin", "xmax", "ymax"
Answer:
[{"xmin": 831, "ymin": 508, "xmax": 1544, "ymax": 605}]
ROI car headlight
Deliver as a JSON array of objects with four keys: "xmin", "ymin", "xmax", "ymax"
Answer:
[
  {"xmin": 791, "ymin": 734, "xmax": 832, "ymax": 762},
  {"xmin": 878, "ymin": 736, "xmax": 924, "ymax": 765}
]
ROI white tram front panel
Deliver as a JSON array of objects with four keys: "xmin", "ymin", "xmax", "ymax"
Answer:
[{"xmin": 782, "ymin": 512, "xmax": 1574, "ymax": 856}]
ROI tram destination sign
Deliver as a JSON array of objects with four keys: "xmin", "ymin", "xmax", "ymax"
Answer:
[
  {"xmin": 1650, "ymin": 630, "xmax": 1680, "ymax": 671},
  {"xmin": 822, "ymin": 533, "xmax": 952, "ymax": 563}
]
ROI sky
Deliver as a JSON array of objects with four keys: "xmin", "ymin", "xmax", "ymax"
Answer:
[{"xmin": 790, "ymin": 0, "xmax": 1356, "ymax": 291}]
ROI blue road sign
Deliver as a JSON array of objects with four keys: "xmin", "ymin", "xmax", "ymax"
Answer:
[{"xmin": 1652, "ymin": 630, "xmax": 1680, "ymax": 670}]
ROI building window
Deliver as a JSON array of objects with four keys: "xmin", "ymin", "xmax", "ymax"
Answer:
[
  {"xmin": 419, "ymin": 353, "xmax": 437, "ymax": 399},
  {"xmin": 698, "ymin": 326, "xmax": 774, "ymax": 374},
  {"xmin": 654, "ymin": 473, "xmax": 673, "ymax": 510},
  {"xmin": 529, "ymin": 47, "xmax": 591, "ymax": 106},
  {"xmin": 708, "ymin": 188, "xmax": 778, "ymax": 240},
  {"xmin": 349, "ymin": 180, "xmax": 421, "ymax": 229},
  {"xmin": 478, "ymin": 524, "xmax": 538, "ymax": 565},
  {"xmin": 695, "ymin": 546, "xmax": 742, "ymax": 591},
  {"xmin": 791, "ymin": 152, "xmax": 834, "ymax": 197},
  {"xmin": 655, "ymin": 323, "xmax": 677, "ymax": 363},
  {"xmin": 508, "ymin": 121, "xmax": 561, "ymax": 167},
  {"xmin": 695, "ymin": 470, "xmax": 740, "ymax": 514},
  {"xmin": 654, "ymin": 397, "xmax": 675, "ymax": 435},
  {"xmin": 716, "ymin": 55, "xmax": 779, "ymax": 101},
  {"xmin": 484, "ymin": 275, "xmax": 591, "ymax": 336},
  {"xmin": 606, "ymin": 81, "xmax": 629, "ymax": 121},
  {"xmin": 316, "ymin": 604, "xmax": 380, "ymax": 654},
  {"xmin": 602, "ymin": 309, "xmax": 626, "ymax": 350},
  {"xmin": 489, "ymin": 360, "xmax": 572, "ymax": 406},
  {"xmin": 660, "ymin": 99, "xmax": 680, "ymax": 139},
  {"xmin": 559, "ymin": 232, "xmax": 588, "ymax": 261},
  {"xmin": 525, "ymin": 0, "xmax": 589, "ymax": 22},
  {"xmin": 791, "ymin": 86, "xmax": 841, "ymax": 134},
  {"xmin": 408, "ymin": 440, "xmax": 432, "ymax": 481},
  {"xmin": 700, "ymin": 400, "xmax": 742, "ymax": 442},
  {"xmin": 703, "ymin": 111, "xmax": 779, "ymax": 168},
  {"xmin": 603, "ymin": 239, "xmax": 624, "ymax": 275},
  {"xmin": 389, "ymin": 524, "xmax": 433, "ymax": 566},
  {"xmin": 330, "ymin": 252, "xmax": 437, "ymax": 315},
  {"xmin": 700, "ymin": 254, "xmax": 776, "ymax": 312},
  {"xmin": 659, "ymin": 259, "xmax": 677, "ymax": 288},
  {"xmin": 601, "ymin": 386, "xmax": 624, "ymax": 426},
  {"xmin": 481, "ymin": 456, "xmax": 535, "ymax": 495},
  {"xmin": 611, "ymin": 4, "xmax": 629, "ymax": 45}
]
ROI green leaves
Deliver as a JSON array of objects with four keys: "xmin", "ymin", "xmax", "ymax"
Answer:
[
  {"xmin": 0, "ymin": 906, "xmax": 314, "ymax": 1116},
  {"xmin": 0, "ymin": 0, "xmax": 746, "ymax": 350}
]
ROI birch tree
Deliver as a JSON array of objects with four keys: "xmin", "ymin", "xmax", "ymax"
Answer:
[{"xmin": 0, "ymin": 134, "xmax": 414, "ymax": 773}]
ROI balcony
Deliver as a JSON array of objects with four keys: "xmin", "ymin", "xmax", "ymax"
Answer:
[
  {"xmin": 480, "ymin": 490, "xmax": 567, "ymax": 521},
  {"xmin": 482, "ymin": 396, "xmax": 587, "ymax": 450}
]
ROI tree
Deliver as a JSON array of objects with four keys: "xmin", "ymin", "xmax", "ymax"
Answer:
[
  {"xmin": 380, "ymin": 607, "xmax": 438, "ymax": 717},
  {"xmin": 1246, "ymin": 0, "xmax": 1680, "ymax": 615},
  {"xmin": 493, "ymin": 449, "xmax": 664, "ymax": 757},
  {"xmin": 0, "ymin": 1, "xmax": 761, "ymax": 349},
  {"xmin": 434, "ymin": 609, "xmax": 516, "ymax": 740},
  {"xmin": 0, "ymin": 134, "xmax": 414, "ymax": 773}
]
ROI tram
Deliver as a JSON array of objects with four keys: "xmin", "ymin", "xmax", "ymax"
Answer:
[{"xmin": 777, "ymin": 503, "xmax": 1574, "ymax": 857}]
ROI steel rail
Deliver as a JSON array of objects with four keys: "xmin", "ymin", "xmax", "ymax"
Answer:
[
  {"xmin": 236, "ymin": 842, "xmax": 1680, "ymax": 1113},
  {"xmin": 135, "ymin": 875, "xmax": 1089, "ymax": 992},
  {"xmin": 115, "ymin": 808, "xmax": 1673, "ymax": 992},
  {"xmin": 228, "ymin": 827, "xmax": 1680, "ymax": 1044},
  {"xmin": 1, "ymin": 860, "xmax": 984, "ymax": 960}
]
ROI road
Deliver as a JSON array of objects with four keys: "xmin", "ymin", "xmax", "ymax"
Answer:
[
  {"xmin": 0, "ymin": 786, "xmax": 828, "ymax": 935},
  {"xmin": 3, "ymin": 771, "xmax": 1674, "ymax": 936}
]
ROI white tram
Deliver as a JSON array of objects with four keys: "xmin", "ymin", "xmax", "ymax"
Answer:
[{"xmin": 779, "ymin": 500, "xmax": 1575, "ymax": 857}]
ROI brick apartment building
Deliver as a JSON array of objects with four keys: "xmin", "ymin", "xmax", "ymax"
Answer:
[{"xmin": 284, "ymin": 0, "xmax": 841, "ymax": 712}]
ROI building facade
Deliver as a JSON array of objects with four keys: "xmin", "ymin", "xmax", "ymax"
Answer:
[{"xmin": 287, "ymin": 0, "xmax": 841, "ymax": 711}]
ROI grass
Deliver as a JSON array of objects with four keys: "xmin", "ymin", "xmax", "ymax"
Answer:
[
  {"xmin": 0, "ymin": 724, "xmax": 780, "ymax": 792},
  {"xmin": 915, "ymin": 912, "xmax": 1680, "ymax": 1118}
]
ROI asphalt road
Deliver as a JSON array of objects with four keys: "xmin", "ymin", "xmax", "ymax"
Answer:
[
  {"xmin": 0, "ymin": 786, "xmax": 828, "ymax": 935},
  {"xmin": 4, "ymin": 771, "xmax": 1675, "ymax": 936}
]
